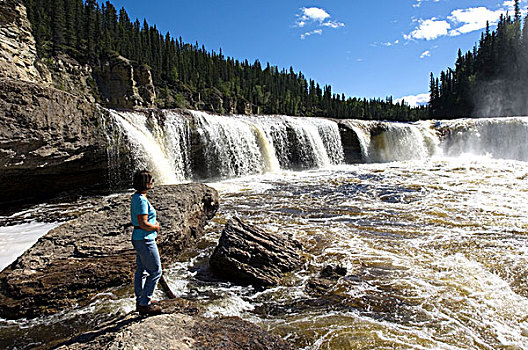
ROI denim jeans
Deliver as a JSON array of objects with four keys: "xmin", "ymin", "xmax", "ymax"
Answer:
[{"xmin": 132, "ymin": 239, "xmax": 162, "ymax": 306}]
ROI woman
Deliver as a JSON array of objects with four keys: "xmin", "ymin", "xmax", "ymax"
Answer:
[{"xmin": 130, "ymin": 170, "xmax": 162, "ymax": 316}]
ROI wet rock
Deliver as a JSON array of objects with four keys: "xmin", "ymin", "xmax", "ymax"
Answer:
[
  {"xmin": 306, "ymin": 264, "xmax": 348, "ymax": 295},
  {"xmin": 55, "ymin": 298, "xmax": 293, "ymax": 350},
  {"xmin": 209, "ymin": 217, "xmax": 302, "ymax": 287},
  {"xmin": 0, "ymin": 184, "xmax": 219, "ymax": 320}
]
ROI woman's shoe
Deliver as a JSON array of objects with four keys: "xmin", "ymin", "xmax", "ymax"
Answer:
[
  {"xmin": 137, "ymin": 303, "xmax": 162, "ymax": 316},
  {"xmin": 136, "ymin": 299, "xmax": 158, "ymax": 311}
]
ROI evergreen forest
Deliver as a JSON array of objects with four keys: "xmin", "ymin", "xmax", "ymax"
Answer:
[
  {"xmin": 22, "ymin": 0, "xmax": 428, "ymax": 121},
  {"xmin": 430, "ymin": 0, "xmax": 528, "ymax": 118}
]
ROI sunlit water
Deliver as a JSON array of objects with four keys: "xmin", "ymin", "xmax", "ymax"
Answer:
[
  {"xmin": 182, "ymin": 158, "xmax": 528, "ymax": 349},
  {"xmin": 2, "ymin": 159, "xmax": 528, "ymax": 349}
]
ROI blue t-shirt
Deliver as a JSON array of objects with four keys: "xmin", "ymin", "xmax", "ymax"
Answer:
[{"xmin": 130, "ymin": 193, "xmax": 157, "ymax": 240}]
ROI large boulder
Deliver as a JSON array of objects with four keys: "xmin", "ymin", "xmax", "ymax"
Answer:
[
  {"xmin": 209, "ymin": 217, "xmax": 302, "ymax": 287},
  {"xmin": 0, "ymin": 184, "xmax": 219, "ymax": 319}
]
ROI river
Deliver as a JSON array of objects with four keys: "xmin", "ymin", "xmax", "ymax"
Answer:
[{"xmin": 1, "ymin": 112, "xmax": 528, "ymax": 349}]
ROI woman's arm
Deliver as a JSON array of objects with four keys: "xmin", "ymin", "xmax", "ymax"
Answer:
[{"xmin": 136, "ymin": 214, "xmax": 160, "ymax": 232}]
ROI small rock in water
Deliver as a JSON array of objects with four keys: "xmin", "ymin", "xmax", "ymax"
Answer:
[
  {"xmin": 306, "ymin": 264, "xmax": 348, "ymax": 295},
  {"xmin": 209, "ymin": 217, "xmax": 302, "ymax": 287}
]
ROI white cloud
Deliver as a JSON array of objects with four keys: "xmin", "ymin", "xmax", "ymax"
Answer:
[
  {"xmin": 395, "ymin": 93, "xmax": 430, "ymax": 107},
  {"xmin": 420, "ymin": 50, "xmax": 431, "ymax": 58},
  {"xmin": 404, "ymin": 18, "xmax": 451, "ymax": 40},
  {"xmin": 298, "ymin": 7, "xmax": 330, "ymax": 24},
  {"xmin": 448, "ymin": 7, "xmax": 504, "ymax": 36},
  {"xmin": 322, "ymin": 21, "xmax": 345, "ymax": 29},
  {"xmin": 295, "ymin": 7, "xmax": 344, "ymax": 39},
  {"xmin": 413, "ymin": 0, "xmax": 440, "ymax": 8},
  {"xmin": 404, "ymin": 3, "xmax": 516, "ymax": 41},
  {"xmin": 379, "ymin": 39, "xmax": 400, "ymax": 47},
  {"xmin": 301, "ymin": 29, "xmax": 323, "ymax": 40}
]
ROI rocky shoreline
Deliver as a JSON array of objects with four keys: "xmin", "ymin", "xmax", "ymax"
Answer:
[
  {"xmin": 53, "ymin": 298, "xmax": 293, "ymax": 350},
  {"xmin": 0, "ymin": 184, "xmax": 296, "ymax": 349},
  {"xmin": 0, "ymin": 184, "xmax": 219, "ymax": 319}
]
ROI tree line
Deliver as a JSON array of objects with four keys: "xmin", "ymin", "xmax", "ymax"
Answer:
[
  {"xmin": 430, "ymin": 0, "xmax": 528, "ymax": 118},
  {"xmin": 22, "ymin": 0, "xmax": 428, "ymax": 121}
]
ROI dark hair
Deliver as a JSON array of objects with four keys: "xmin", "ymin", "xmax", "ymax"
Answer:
[{"xmin": 133, "ymin": 170, "xmax": 153, "ymax": 191}]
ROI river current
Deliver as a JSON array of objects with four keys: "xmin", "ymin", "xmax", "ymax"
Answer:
[
  {"xmin": 1, "ymin": 113, "xmax": 528, "ymax": 349},
  {"xmin": 195, "ymin": 159, "xmax": 528, "ymax": 349}
]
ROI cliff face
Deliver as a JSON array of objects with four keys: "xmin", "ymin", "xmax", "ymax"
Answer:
[
  {"xmin": 94, "ymin": 54, "xmax": 156, "ymax": 109},
  {"xmin": 0, "ymin": 0, "xmax": 48, "ymax": 84},
  {"xmin": 0, "ymin": 0, "xmax": 157, "ymax": 207},
  {"xmin": 0, "ymin": 79, "xmax": 110, "ymax": 206}
]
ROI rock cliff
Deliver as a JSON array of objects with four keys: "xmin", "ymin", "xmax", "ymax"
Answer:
[
  {"xmin": 0, "ymin": 79, "xmax": 110, "ymax": 207},
  {"xmin": 0, "ymin": 0, "xmax": 48, "ymax": 84},
  {"xmin": 94, "ymin": 54, "xmax": 156, "ymax": 109},
  {"xmin": 0, "ymin": 0, "xmax": 160, "ymax": 207}
]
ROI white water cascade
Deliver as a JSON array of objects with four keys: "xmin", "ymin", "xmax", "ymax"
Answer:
[
  {"xmin": 346, "ymin": 120, "xmax": 440, "ymax": 163},
  {"xmin": 109, "ymin": 110, "xmax": 345, "ymax": 183},
  {"xmin": 438, "ymin": 116, "xmax": 528, "ymax": 161},
  {"xmin": 108, "ymin": 110, "xmax": 528, "ymax": 183},
  {"xmin": 108, "ymin": 110, "xmax": 181, "ymax": 184},
  {"xmin": 368, "ymin": 121, "xmax": 439, "ymax": 163}
]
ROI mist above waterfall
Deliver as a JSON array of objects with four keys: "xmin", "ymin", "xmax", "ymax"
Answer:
[
  {"xmin": 472, "ymin": 79, "xmax": 528, "ymax": 118},
  {"xmin": 430, "ymin": 11, "xmax": 528, "ymax": 119}
]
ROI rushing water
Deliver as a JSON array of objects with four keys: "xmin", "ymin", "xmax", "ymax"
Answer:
[
  {"xmin": 1, "ymin": 114, "xmax": 528, "ymax": 349},
  {"xmin": 168, "ymin": 158, "xmax": 528, "ymax": 350}
]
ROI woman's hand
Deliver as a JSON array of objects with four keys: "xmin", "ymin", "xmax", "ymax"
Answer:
[{"xmin": 137, "ymin": 215, "xmax": 160, "ymax": 232}]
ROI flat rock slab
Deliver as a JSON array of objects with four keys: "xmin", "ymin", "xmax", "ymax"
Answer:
[
  {"xmin": 54, "ymin": 299, "xmax": 293, "ymax": 350},
  {"xmin": 0, "ymin": 184, "xmax": 219, "ymax": 319},
  {"xmin": 210, "ymin": 217, "xmax": 302, "ymax": 286}
]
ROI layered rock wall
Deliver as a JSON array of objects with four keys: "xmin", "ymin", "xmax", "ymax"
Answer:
[
  {"xmin": 0, "ymin": 0, "xmax": 48, "ymax": 84},
  {"xmin": 0, "ymin": 79, "xmax": 109, "ymax": 206},
  {"xmin": 93, "ymin": 54, "xmax": 157, "ymax": 109}
]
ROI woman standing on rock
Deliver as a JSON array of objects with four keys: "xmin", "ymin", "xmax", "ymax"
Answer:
[{"xmin": 131, "ymin": 170, "xmax": 162, "ymax": 316}]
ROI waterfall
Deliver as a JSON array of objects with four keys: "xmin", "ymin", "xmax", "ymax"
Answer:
[
  {"xmin": 108, "ymin": 110, "xmax": 345, "ymax": 183},
  {"xmin": 109, "ymin": 110, "xmax": 181, "ymax": 184},
  {"xmin": 191, "ymin": 111, "xmax": 267, "ymax": 178},
  {"xmin": 342, "ymin": 120, "xmax": 440, "ymax": 163},
  {"xmin": 367, "ymin": 121, "xmax": 439, "ymax": 163},
  {"xmin": 438, "ymin": 117, "xmax": 528, "ymax": 161},
  {"xmin": 108, "ymin": 109, "xmax": 528, "ymax": 185}
]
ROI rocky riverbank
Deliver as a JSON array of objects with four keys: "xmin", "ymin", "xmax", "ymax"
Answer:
[
  {"xmin": 0, "ymin": 184, "xmax": 219, "ymax": 319},
  {"xmin": 53, "ymin": 298, "xmax": 293, "ymax": 350},
  {"xmin": 0, "ymin": 184, "xmax": 296, "ymax": 349}
]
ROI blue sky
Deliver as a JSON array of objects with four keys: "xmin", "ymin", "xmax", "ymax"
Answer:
[{"xmin": 100, "ymin": 0, "xmax": 526, "ymax": 106}]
